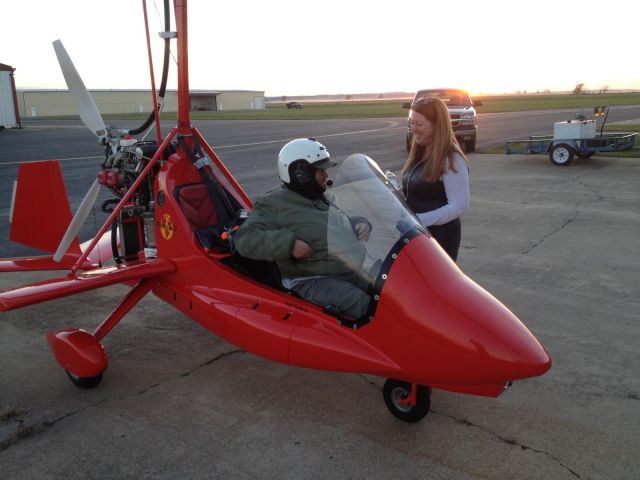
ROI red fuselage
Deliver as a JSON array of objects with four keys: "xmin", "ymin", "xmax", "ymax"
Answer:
[{"xmin": 152, "ymin": 153, "xmax": 551, "ymax": 398}]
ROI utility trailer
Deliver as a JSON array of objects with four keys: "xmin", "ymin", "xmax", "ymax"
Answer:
[{"xmin": 505, "ymin": 106, "xmax": 638, "ymax": 166}]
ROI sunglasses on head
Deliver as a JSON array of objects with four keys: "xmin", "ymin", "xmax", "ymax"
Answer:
[{"xmin": 412, "ymin": 97, "xmax": 435, "ymax": 108}]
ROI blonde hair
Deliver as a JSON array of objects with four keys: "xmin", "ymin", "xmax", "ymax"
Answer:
[{"xmin": 401, "ymin": 97, "xmax": 467, "ymax": 183}]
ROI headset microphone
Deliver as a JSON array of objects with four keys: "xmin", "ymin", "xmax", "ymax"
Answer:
[{"xmin": 326, "ymin": 179, "xmax": 334, "ymax": 187}]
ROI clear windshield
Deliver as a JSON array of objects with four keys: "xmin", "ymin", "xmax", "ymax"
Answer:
[
  {"xmin": 415, "ymin": 89, "xmax": 471, "ymax": 106},
  {"xmin": 326, "ymin": 154, "xmax": 423, "ymax": 286}
]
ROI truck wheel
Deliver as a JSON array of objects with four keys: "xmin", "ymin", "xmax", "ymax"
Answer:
[
  {"xmin": 550, "ymin": 143, "xmax": 574, "ymax": 166},
  {"xmin": 465, "ymin": 138, "xmax": 476, "ymax": 153}
]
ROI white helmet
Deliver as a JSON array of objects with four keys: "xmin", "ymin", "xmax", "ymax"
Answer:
[{"xmin": 278, "ymin": 138, "xmax": 336, "ymax": 184}]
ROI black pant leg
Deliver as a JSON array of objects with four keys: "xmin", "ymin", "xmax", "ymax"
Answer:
[{"xmin": 427, "ymin": 218, "xmax": 461, "ymax": 261}]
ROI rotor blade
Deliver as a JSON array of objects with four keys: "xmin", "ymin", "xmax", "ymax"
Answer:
[
  {"xmin": 53, "ymin": 179, "xmax": 101, "ymax": 262},
  {"xmin": 52, "ymin": 40, "xmax": 106, "ymax": 137}
]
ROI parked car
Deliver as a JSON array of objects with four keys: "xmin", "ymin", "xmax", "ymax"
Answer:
[
  {"xmin": 286, "ymin": 101, "xmax": 303, "ymax": 109},
  {"xmin": 403, "ymin": 88, "xmax": 482, "ymax": 152}
]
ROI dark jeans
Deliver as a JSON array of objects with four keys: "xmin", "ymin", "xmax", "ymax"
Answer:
[
  {"xmin": 428, "ymin": 218, "xmax": 461, "ymax": 261},
  {"xmin": 290, "ymin": 273, "xmax": 370, "ymax": 320}
]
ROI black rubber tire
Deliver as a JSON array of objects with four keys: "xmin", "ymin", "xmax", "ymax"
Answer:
[
  {"xmin": 549, "ymin": 143, "xmax": 575, "ymax": 167},
  {"xmin": 66, "ymin": 370, "xmax": 103, "ymax": 389},
  {"xmin": 577, "ymin": 151, "xmax": 595, "ymax": 159},
  {"xmin": 550, "ymin": 143, "xmax": 575, "ymax": 166},
  {"xmin": 465, "ymin": 138, "xmax": 476, "ymax": 153},
  {"xmin": 383, "ymin": 379, "xmax": 431, "ymax": 423}
]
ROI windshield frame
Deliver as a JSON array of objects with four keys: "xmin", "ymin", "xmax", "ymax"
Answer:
[{"xmin": 327, "ymin": 154, "xmax": 428, "ymax": 328}]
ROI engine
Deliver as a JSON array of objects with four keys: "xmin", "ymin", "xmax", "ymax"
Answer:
[
  {"xmin": 97, "ymin": 138, "xmax": 159, "ymax": 200},
  {"xmin": 97, "ymin": 137, "xmax": 166, "ymax": 263}
]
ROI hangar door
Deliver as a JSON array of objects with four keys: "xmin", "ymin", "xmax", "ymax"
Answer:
[
  {"xmin": 0, "ymin": 69, "xmax": 19, "ymax": 128},
  {"xmin": 191, "ymin": 94, "xmax": 218, "ymax": 111}
]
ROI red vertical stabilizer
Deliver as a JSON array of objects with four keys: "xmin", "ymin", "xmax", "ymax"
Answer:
[{"xmin": 9, "ymin": 160, "xmax": 81, "ymax": 255}]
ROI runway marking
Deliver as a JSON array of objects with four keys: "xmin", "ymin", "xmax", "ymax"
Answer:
[
  {"xmin": 212, "ymin": 120, "xmax": 404, "ymax": 149},
  {"xmin": 2, "ymin": 120, "xmax": 404, "ymax": 164},
  {"xmin": 0, "ymin": 155, "xmax": 102, "ymax": 165},
  {"xmin": 17, "ymin": 124, "xmax": 95, "ymax": 129}
]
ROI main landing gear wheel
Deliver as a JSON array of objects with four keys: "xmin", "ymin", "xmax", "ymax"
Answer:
[
  {"xmin": 549, "ymin": 143, "xmax": 575, "ymax": 166},
  {"xmin": 66, "ymin": 370, "xmax": 103, "ymax": 389},
  {"xmin": 383, "ymin": 379, "xmax": 431, "ymax": 423}
]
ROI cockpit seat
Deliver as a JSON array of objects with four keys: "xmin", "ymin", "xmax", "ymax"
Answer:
[
  {"xmin": 175, "ymin": 182, "xmax": 234, "ymax": 250},
  {"xmin": 175, "ymin": 183, "xmax": 218, "ymax": 230},
  {"xmin": 174, "ymin": 183, "xmax": 284, "ymax": 289}
]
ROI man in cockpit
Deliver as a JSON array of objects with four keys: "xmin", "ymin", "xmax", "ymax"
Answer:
[{"xmin": 234, "ymin": 138, "xmax": 372, "ymax": 319}]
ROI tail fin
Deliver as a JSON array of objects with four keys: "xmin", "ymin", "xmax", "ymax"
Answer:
[{"xmin": 9, "ymin": 160, "xmax": 81, "ymax": 255}]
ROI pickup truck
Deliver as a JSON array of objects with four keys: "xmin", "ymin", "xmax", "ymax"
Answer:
[{"xmin": 403, "ymin": 88, "xmax": 482, "ymax": 152}]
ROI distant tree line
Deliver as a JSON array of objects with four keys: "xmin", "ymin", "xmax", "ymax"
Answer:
[{"xmin": 572, "ymin": 83, "xmax": 610, "ymax": 94}]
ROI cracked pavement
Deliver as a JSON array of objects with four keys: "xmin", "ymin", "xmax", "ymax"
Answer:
[{"xmin": 1, "ymin": 153, "xmax": 639, "ymax": 479}]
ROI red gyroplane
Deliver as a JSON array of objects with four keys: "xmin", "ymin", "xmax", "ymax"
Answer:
[{"xmin": 0, "ymin": 0, "xmax": 551, "ymax": 422}]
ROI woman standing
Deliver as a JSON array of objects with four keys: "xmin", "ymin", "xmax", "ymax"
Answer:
[{"xmin": 402, "ymin": 97, "xmax": 470, "ymax": 261}]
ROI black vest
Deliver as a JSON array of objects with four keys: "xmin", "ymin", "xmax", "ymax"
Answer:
[{"xmin": 402, "ymin": 161, "xmax": 447, "ymax": 214}]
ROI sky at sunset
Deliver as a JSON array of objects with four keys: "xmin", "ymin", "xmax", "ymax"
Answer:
[{"xmin": 2, "ymin": 0, "xmax": 638, "ymax": 96}]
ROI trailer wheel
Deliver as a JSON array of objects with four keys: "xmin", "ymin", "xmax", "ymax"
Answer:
[
  {"xmin": 550, "ymin": 143, "xmax": 574, "ymax": 166},
  {"xmin": 577, "ymin": 151, "xmax": 595, "ymax": 159}
]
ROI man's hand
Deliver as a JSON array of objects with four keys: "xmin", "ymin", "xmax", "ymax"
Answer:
[
  {"xmin": 292, "ymin": 239, "xmax": 312, "ymax": 259},
  {"xmin": 353, "ymin": 222, "xmax": 371, "ymax": 242}
]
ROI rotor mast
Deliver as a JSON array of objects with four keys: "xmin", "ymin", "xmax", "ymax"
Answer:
[{"xmin": 174, "ymin": 0, "xmax": 190, "ymax": 134}]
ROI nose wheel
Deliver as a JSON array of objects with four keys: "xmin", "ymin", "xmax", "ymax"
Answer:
[
  {"xmin": 66, "ymin": 370, "xmax": 103, "ymax": 389},
  {"xmin": 383, "ymin": 379, "xmax": 431, "ymax": 423}
]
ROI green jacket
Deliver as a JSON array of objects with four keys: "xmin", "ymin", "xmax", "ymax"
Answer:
[{"xmin": 234, "ymin": 186, "xmax": 366, "ymax": 279}]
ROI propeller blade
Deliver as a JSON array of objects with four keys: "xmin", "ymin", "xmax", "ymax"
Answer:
[
  {"xmin": 52, "ymin": 40, "xmax": 106, "ymax": 138},
  {"xmin": 53, "ymin": 179, "xmax": 101, "ymax": 262}
]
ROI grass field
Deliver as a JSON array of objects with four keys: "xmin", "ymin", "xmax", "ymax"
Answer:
[
  {"xmin": 93, "ymin": 92, "xmax": 640, "ymax": 122},
  {"xmin": 473, "ymin": 92, "xmax": 640, "ymax": 113}
]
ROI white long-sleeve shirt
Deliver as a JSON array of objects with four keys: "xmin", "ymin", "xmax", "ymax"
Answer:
[{"xmin": 415, "ymin": 153, "xmax": 469, "ymax": 226}]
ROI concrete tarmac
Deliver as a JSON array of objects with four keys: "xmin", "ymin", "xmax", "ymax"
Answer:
[{"xmin": 1, "ymin": 153, "xmax": 639, "ymax": 479}]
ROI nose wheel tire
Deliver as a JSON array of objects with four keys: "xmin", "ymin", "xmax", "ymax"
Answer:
[
  {"xmin": 66, "ymin": 370, "xmax": 103, "ymax": 389},
  {"xmin": 383, "ymin": 379, "xmax": 431, "ymax": 423},
  {"xmin": 549, "ymin": 143, "xmax": 575, "ymax": 166}
]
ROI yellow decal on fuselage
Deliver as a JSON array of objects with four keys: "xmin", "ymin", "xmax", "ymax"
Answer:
[{"xmin": 160, "ymin": 213, "xmax": 175, "ymax": 240}]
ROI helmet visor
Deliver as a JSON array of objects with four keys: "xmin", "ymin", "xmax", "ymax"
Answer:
[{"xmin": 311, "ymin": 157, "xmax": 337, "ymax": 170}]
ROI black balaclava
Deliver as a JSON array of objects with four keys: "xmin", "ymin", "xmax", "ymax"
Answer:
[{"xmin": 285, "ymin": 168, "xmax": 326, "ymax": 200}]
